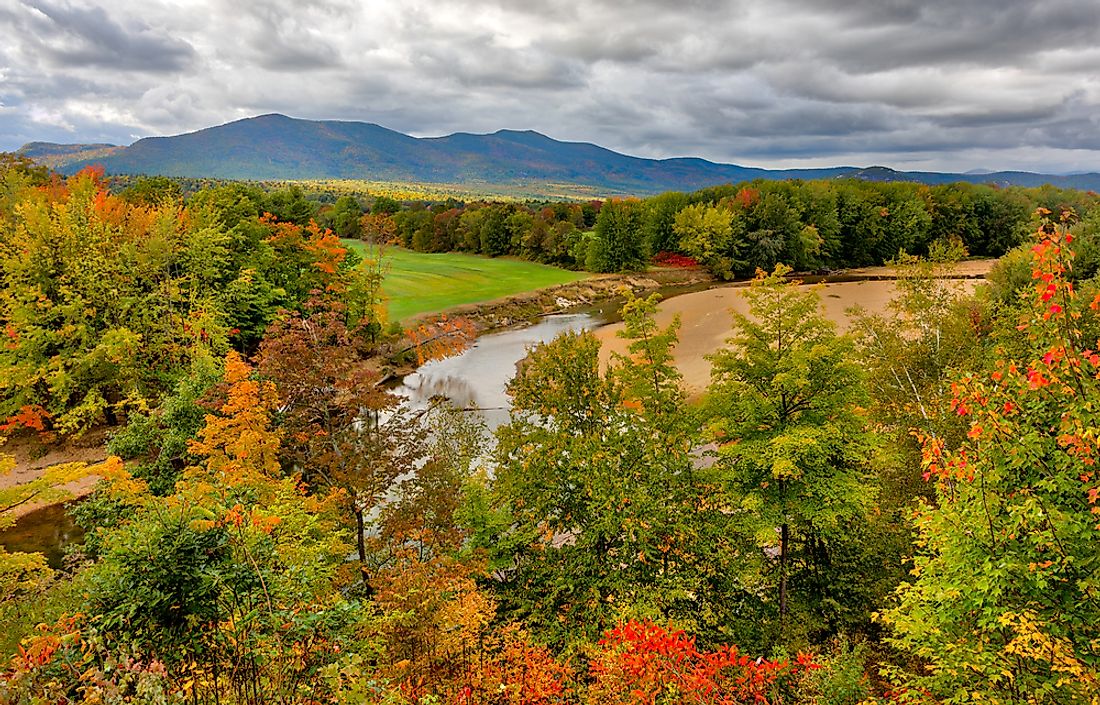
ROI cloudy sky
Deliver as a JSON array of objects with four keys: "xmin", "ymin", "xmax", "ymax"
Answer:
[{"xmin": 2, "ymin": 0, "xmax": 1099, "ymax": 173}]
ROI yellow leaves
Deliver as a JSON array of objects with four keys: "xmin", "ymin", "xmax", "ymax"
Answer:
[
  {"xmin": 188, "ymin": 351, "xmax": 282, "ymax": 482},
  {"xmin": 999, "ymin": 610, "xmax": 1095, "ymax": 686}
]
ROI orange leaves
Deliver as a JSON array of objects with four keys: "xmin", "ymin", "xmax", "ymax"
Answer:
[
  {"xmin": 8, "ymin": 615, "xmax": 84, "ymax": 674},
  {"xmin": 359, "ymin": 212, "xmax": 399, "ymax": 244},
  {"xmin": 405, "ymin": 315, "xmax": 476, "ymax": 366},
  {"xmin": 0, "ymin": 404, "xmax": 50, "ymax": 433},
  {"xmin": 200, "ymin": 502, "xmax": 283, "ymax": 535},
  {"xmin": 303, "ymin": 221, "xmax": 347, "ymax": 285},
  {"xmin": 456, "ymin": 625, "xmax": 571, "ymax": 705},
  {"xmin": 187, "ymin": 351, "xmax": 282, "ymax": 482}
]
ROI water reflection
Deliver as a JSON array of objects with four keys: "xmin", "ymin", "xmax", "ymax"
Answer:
[
  {"xmin": 0, "ymin": 501, "xmax": 84, "ymax": 569},
  {"xmin": 396, "ymin": 313, "xmax": 600, "ymax": 429}
]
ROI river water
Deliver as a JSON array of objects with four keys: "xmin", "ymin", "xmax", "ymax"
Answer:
[{"xmin": 395, "ymin": 311, "xmax": 603, "ymax": 429}]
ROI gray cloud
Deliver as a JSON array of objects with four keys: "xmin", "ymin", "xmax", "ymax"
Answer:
[
  {"xmin": 9, "ymin": 0, "xmax": 195, "ymax": 72},
  {"xmin": 2, "ymin": 0, "xmax": 1100, "ymax": 173}
]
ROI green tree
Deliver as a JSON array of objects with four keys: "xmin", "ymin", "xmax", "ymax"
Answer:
[
  {"xmin": 587, "ymin": 198, "xmax": 647, "ymax": 272},
  {"xmin": 329, "ymin": 194, "xmax": 363, "ymax": 237},
  {"xmin": 705, "ymin": 266, "xmax": 877, "ymax": 642},
  {"xmin": 487, "ymin": 295, "xmax": 733, "ymax": 646},
  {"xmin": 674, "ymin": 202, "xmax": 741, "ymax": 279}
]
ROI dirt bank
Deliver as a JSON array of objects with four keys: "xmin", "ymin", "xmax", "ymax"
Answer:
[
  {"xmin": 431, "ymin": 266, "xmax": 717, "ymax": 332},
  {"xmin": 1, "ymin": 429, "xmax": 109, "ymax": 519}
]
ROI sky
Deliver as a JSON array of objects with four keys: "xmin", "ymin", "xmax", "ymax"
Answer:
[{"xmin": 1, "ymin": 0, "xmax": 1100, "ymax": 173}]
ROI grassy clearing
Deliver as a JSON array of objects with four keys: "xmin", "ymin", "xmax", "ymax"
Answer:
[{"xmin": 343, "ymin": 240, "xmax": 589, "ymax": 323}]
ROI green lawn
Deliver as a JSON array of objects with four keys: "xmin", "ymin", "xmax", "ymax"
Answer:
[{"xmin": 343, "ymin": 240, "xmax": 589, "ymax": 323}]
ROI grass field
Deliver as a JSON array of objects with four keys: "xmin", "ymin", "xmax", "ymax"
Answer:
[{"xmin": 342, "ymin": 240, "xmax": 589, "ymax": 322}]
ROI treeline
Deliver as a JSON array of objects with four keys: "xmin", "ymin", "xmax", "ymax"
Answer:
[
  {"xmin": 336, "ymin": 178, "xmax": 1100, "ymax": 274},
  {"xmin": 104, "ymin": 169, "xmax": 1100, "ymax": 276}
]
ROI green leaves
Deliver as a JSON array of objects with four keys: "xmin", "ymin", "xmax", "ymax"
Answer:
[{"xmin": 706, "ymin": 267, "xmax": 877, "ymax": 642}]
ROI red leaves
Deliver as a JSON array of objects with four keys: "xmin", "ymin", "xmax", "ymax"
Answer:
[
  {"xmin": 590, "ymin": 620, "xmax": 816, "ymax": 705},
  {"xmin": 0, "ymin": 404, "xmax": 51, "ymax": 432},
  {"xmin": 652, "ymin": 251, "xmax": 701, "ymax": 268},
  {"xmin": 735, "ymin": 187, "xmax": 759, "ymax": 209},
  {"xmin": 1025, "ymin": 367, "xmax": 1050, "ymax": 390}
]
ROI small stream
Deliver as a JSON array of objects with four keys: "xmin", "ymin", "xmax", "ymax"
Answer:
[{"xmin": 0, "ymin": 501, "xmax": 84, "ymax": 568}]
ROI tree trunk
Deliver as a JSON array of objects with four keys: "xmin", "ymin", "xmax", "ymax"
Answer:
[
  {"xmin": 779, "ymin": 522, "xmax": 789, "ymax": 622},
  {"xmin": 354, "ymin": 504, "xmax": 368, "ymax": 584}
]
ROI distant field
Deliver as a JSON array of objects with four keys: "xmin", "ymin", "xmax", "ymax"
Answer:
[
  {"xmin": 292, "ymin": 179, "xmax": 614, "ymax": 202},
  {"xmin": 342, "ymin": 240, "xmax": 588, "ymax": 322}
]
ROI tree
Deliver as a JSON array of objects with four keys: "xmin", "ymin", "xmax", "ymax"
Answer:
[
  {"xmin": 641, "ymin": 190, "xmax": 690, "ymax": 254},
  {"xmin": 705, "ymin": 266, "xmax": 877, "ymax": 641},
  {"xmin": 487, "ymin": 294, "xmax": 734, "ymax": 646},
  {"xmin": 587, "ymin": 198, "xmax": 647, "ymax": 272},
  {"xmin": 329, "ymin": 194, "xmax": 363, "ymax": 238},
  {"xmin": 674, "ymin": 202, "xmax": 741, "ymax": 279},
  {"xmin": 879, "ymin": 212, "xmax": 1100, "ymax": 703},
  {"xmin": 257, "ymin": 299, "xmax": 421, "ymax": 578}
]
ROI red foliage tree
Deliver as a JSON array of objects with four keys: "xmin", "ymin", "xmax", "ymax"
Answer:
[{"xmin": 589, "ymin": 621, "xmax": 817, "ymax": 705}]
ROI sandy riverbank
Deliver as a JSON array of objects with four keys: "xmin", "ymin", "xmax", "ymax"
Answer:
[
  {"xmin": 595, "ymin": 266, "xmax": 986, "ymax": 393},
  {"xmin": 1, "ymin": 430, "xmax": 108, "ymax": 519}
]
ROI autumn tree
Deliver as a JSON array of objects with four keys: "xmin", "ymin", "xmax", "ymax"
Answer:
[
  {"xmin": 257, "ymin": 298, "xmax": 420, "ymax": 577},
  {"xmin": 879, "ymin": 212, "xmax": 1100, "ymax": 703}
]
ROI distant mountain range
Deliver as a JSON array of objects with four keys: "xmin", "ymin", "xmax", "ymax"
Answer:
[{"xmin": 17, "ymin": 114, "xmax": 1100, "ymax": 195}]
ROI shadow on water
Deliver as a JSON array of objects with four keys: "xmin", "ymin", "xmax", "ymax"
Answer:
[{"xmin": 0, "ymin": 501, "xmax": 85, "ymax": 569}]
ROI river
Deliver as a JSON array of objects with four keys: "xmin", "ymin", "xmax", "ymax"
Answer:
[{"xmin": 395, "ymin": 311, "xmax": 604, "ymax": 429}]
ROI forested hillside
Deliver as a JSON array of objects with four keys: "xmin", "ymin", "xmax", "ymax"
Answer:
[{"xmin": 2, "ymin": 154, "xmax": 1099, "ymax": 703}]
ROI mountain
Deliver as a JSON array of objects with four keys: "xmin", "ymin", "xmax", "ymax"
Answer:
[
  {"xmin": 20, "ymin": 114, "xmax": 1100, "ymax": 195},
  {"xmin": 844, "ymin": 165, "xmax": 1100, "ymax": 190},
  {"xmin": 17, "ymin": 142, "xmax": 123, "ymax": 170}
]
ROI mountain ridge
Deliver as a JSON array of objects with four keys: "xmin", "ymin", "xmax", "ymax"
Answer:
[{"xmin": 17, "ymin": 113, "xmax": 1100, "ymax": 195}]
